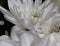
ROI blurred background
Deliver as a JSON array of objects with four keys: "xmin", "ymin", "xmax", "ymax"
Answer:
[
  {"xmin": 0, "ymin": 0, "xmax": 15, "ymax": 36},
  {"xmin": 0, "ymin": 0, "xmax": 45, "ymax": 36}
]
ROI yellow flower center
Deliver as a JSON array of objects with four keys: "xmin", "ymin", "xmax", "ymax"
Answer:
[
  {"xmin": 29, "ymin": 8, "xmax": 40, "ymax": 18},
  {"xmin": 35, "ymin": 23, "xmax": 60, "ymax": 34},
  {"xmin": 48, "ymin": 25, "xmax": 60, "ymax": 33}
]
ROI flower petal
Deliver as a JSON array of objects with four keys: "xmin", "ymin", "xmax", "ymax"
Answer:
[
  {"xmin": 34, "ymin": 0, "xmax": 42, "ymax": 8},
  {"xmin": 20, "ymin": 31, "xmax": 40, "ymax": 46},
  {"xmin": 11, "ymin": 25, "xmax": 26, "ymax": 43},
  {"xmin": 0, "ymin": 6, "xmax": 16, "ymax": 24},
  {"xmin": 42, "ymin": 3, "xmax": 55, "ymax": 18},
  {"xmin": 52, "ymin": 0, "xmax": 60, "ymax": 11},
  {"xmin": 8, "ymin": 0, "xmax": 22, "ymax": 15},
  {"xmin": 38, "ymin": 0, "xmax": 51, "ymax": 12},
  {"xmin": 22, "ymin": 0, "xmax": 33, "ymax": 6},
  {"xmin": 48, "ymin": 33, "xmax": 60, "ymax": 46},
  {"xmin": 0, "ymin": 35, "xmax": 18, "ymax": 46},
  {"xmin": 0, "ymin": 41, "xmax": 14, "ymax": 46},
  {"xmin": 39, "ymin": 3, "xmax": 59, "ymax": 25},
  {"xmin": 31, "ymin": 36, "xmax": 49, "ymax": 46},
  {"xmin": 4, "ymin": 14, "xmax": 16, "ymax": 24},
  {"xmin": 52, "ymin": 13, "xmax": 60, "ymax": 26}
]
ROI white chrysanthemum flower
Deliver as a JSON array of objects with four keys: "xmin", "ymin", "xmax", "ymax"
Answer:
[
  {"xmin": 7, "ymin": 0, "xmax": 58, "ymax": 41},
  {"xmin": 0, "ymin": 0, "xmax": 60, "ymax": 46},
  {"xmin": 0, "ymin": 0, "xmax": 57, "ymax": 30}
]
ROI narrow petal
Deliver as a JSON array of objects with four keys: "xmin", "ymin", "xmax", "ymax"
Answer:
[
  {"xmin": 42, "ymin": 3, "xmax": 55, "ymax": 18},
  {"xmin": 8, "ymin": 0, "xmax": 23, "ymax": 15},
  {"xmin": 4, "ymin": 14, "xmax": 16, "ymax": 24},
  {"xmin": 52, "ymin": 13, "xmax": 60, "ymax": 25},
  {"xmin": 52, "ymin": 0, "xmax": 60, "ymax": 11},
  {"xmin": 39, "ymin": 5, "xmax": 59, "ymax": 26},
  {"xmin": 0, "ymin": 6, "xmax": 13, "ymax": 17},
  {"xmin": 22, "ymin": 0, "xmax": 33, "ymax": 6},
  {"xmin": 0, "ymin": 6, "xmax": 16, "ymax": 24},
  {"xmin": 34, "ymin": 0, "xmax": 42, "ymax": 7}
]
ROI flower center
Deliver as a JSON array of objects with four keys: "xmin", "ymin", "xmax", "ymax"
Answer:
[
  {"xmin": 31, "ymin": 11, "xmax": 38, "ymax": 17},
  {"xmin": 30, "ymin": 9, "xmax": 40, "ymax": 18},
  {"xmin": 35, "ymin": 24, "xmax": 60, "ymax": 35},
  {"xmin": 48, "ymin": 25, "xmax": 60, "ymax": 33}
]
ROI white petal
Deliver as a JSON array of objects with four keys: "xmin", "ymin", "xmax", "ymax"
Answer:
[
  {"xmin": 0, "ymin": 41, "xmax": 14, "ymax": 46},
  {"xmin": 11, "ymin": 30, "xmax": 20, "ymax": 42},
  {"xmin": 42, "ymin": 3, "xmax": 55, "ymax": 18},
  {"xmin": 11, "ymin": 25, "xmax": 25, "ymax": 42},
  {"xmin": 22, "ymin": 18, "xmax": 33, "ymax": 29},
  {"xmin": 38, "ymin": 5, "xmax": 59, "ymax": 27},
  {"xmin": 20, "ymin": 31, "xmax": 40, "ymax": 46},
  {"xmin": 41, "ymin": 12, "xmax": 58, "ymax": 25},
  {"xmin": 34, "ymin": 0, "xmax": 42, "ymax": 7},
  {"xmin": 8, "ymin": 0, "xmax": 22, "ymax": 15},
  {"xmin": 52, "ymin": 0, "xmax": 60, "ymax": 11},
  {"xmin": 0, "ymin": 39, "xmax": 17, "ymax": 46},
  {"xmin": 4, "ymin": 14, "xmax": 16, "ymax": 24},
  {"xmin": 0, "ymin": 6, "xmax": 16, "ymax": 24},
  {"xmin": 38, "ymin": 0, "xmax": 51, "ymax": 12},
  {"xmin": 48, "ymin": 33, "xmax": 60, "ymax": 46},
  {"xmin": 0, "ymin": 35, "xmax": 17, "ymax": 46},
  {"xmin": 40, "ymin": 3, "xmax": 59, "ymax": 25},
  {"xmin": 0, "ymin": 35, "xmax": 10, "ymax": 40},
  {"xmin": 51, "ymin": 5, "xmax": 59, "ymax": 13},
  {"xmin": 52, "ymin": 13, "xmax": 60, "ymax": 26},
  {"xmin": 22, "ymin": 0, "xmax": 33, "ymax": 6},
  {"xmin": 0, "ymin": 6, "xmax": 13, "ymax": 17},
  {"xmin": 8, "ymin": 0, "xmax": 26, "ymax": 26},
  {"xmin": 31, "ymin": 36, "xmax": 49, "ymax": 46}
]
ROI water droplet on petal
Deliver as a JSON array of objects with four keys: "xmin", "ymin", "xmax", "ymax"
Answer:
[{"xmin": 0, "ymin": 21, "xmax": 4, "ymax": 25}]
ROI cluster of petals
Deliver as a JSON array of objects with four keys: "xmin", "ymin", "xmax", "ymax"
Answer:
[{"xmin": 0, "ymin": 0, "xmax": 60, "ymax": 46}]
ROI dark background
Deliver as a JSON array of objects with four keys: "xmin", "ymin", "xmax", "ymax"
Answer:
[{"xmin": 0, "ymin": 0, "xmax": 45, "ymax": 36}]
